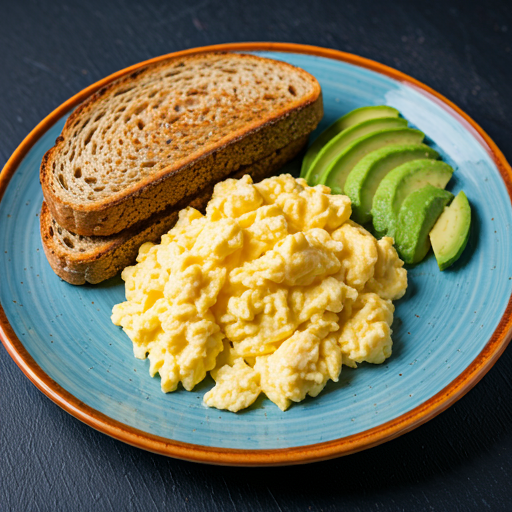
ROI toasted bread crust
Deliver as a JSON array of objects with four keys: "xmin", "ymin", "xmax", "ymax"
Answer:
[
  {"xmin": 41, "ymin": 52, "xmax": 322, "ymax": 236},
  {"xmin": 41, "ymin": 136, "xmax": 308, "ymax": 285}
]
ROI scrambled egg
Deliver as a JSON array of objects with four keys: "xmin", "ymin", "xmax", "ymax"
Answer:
[{"xmin": 112, "ymin": 174, "xmax": 407, "ymax": 412}]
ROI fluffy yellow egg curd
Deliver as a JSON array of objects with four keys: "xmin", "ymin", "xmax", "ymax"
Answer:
[{"xmin": 111, "ymin": 175, "xmax": 407, "ymax": 412}]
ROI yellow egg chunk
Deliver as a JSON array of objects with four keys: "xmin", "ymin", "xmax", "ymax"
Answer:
[
  {"xmin": 255, "ymin": 313, "xmax": 341, "ymax": 411},
  {"xmin": 204, "ymin": 359, "xmax": 261, "ymax": 413},
  {"xmin": 336, "ymin": 293, "xmax": 395, "ymax": 367},
  {"xmin": 363, "ymin": 237, "xmax": 408, "ymax": 300},
  {"xmin": 331, "ymin": 220, "xmax": 378, "ymax": 290},
  {"xmin": 112, "ymin": 174, "xmax": 408, "ymax": 412}
]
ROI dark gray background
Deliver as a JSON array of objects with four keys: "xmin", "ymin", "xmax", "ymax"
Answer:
[{"xmin": 1, "ymin": 0, "xmax": 511, "ymax": 510}]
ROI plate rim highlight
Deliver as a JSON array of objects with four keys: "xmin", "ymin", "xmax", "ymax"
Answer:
[{"xmin": 1, "ymin": 42, "xmax": 511, "ymax": 466}]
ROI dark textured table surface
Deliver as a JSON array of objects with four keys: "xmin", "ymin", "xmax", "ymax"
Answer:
[{"xmin": 1, "ymin": 1, "xmax": 512, "ymax": 510}]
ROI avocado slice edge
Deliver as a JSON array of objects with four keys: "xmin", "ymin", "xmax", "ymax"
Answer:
[
  {"xmin": 429, "ymin": 191, "xmax": 471, "ymax": 271},
  {"xmin": 371, "ymin": 159, "xmax": 454, "ymax": 239},
  {"xmin": 395, "ymin": 184, "xmax": 454, "ymax": 265},
  {"xmin": 304, "ymin": 117, "xmax": 408, "ymax": 185},
  {"xmin": 318, "ymin": 127, "xmax": 425, "ymax": 194},
  {"xmin": 344, "ymin": 144, "xmax": 440, "ymax": 225}
]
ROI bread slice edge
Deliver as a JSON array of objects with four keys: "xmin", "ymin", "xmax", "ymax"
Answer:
[{"xmin": 41, "ymin": 53, "xmax": 323, "ymax": 236}]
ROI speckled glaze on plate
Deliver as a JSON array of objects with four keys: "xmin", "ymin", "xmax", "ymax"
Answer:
[{"xmin": 1, "ymin": 43, "xmax": 511, "ymax": 466}]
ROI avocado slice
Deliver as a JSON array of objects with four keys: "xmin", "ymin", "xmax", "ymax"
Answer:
[
  {"xmin": 300, "ymin": 106, "xmax": 400, "ymax": 178},
  {"xmin": 371, "ymin": 160, "xmax": 454, "ymax": 238},
  {"xmin": 395, "ymin": 184, "xmax": 454, "ymax": 264},
  {"xmin": 304, "ymin": 117, "xmax": 408, "ymax": 185},
  {"xmin": 429, "ymin": 191, "xmax": 471, "ymax": 270},
  {"xmin": 318, "ymin": 128, "xmax": 425, "ymax": 194},
  {"xmin": 344, "ymin": 144, "xmax": 440, "ymax": 225}
]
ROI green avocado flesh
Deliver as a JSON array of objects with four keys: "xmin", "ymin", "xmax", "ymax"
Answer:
[
  {"xmin": 395, "ymin": 184, "xmax": 454, "ymax": 264},
  {"xmin": 300, "ymin": 106, "xmax": 400, "ymax": 178},
  {"xmin": 371, "ymin": 159, "xmax": 454, "ymax": 239},
  {"xmin": 429, "ymin": 191, "xmax": 471, "ymax": 270},
  {"xmin": 304, "ymin": 117, "xmax": 408, "ymax": 185},
  {"xmin": 344, "ymin": 144, "xmax": 440, "ymax": 225},
  {"xmin": 318, "ymin": 128, "xmax": 425, "ymax": 194}
]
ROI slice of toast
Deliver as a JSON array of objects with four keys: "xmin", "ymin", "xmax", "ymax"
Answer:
[
  {"xmin": 40, "ymin": 136, "xmax": 308, "ymax": 285},
  {"xmin": 41, "ymin": 52, "xmax": 322, "ymax": 237}
]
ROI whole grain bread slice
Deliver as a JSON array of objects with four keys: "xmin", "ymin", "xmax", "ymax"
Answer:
[
  {"xmin": 41, "ymin": 135, "xmax": 308, "ymax": 285},
  {"xmin": 41, "ymin": 52, "xmax": 322, "ymax": 237}
]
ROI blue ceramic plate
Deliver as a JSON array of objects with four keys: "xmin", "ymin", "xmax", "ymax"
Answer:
[{"xmin": 1, "ymin": 44, "xmax": 511, "ymax": 466}]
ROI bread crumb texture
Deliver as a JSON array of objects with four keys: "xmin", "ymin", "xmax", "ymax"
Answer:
[
  {"xmin": 111, "ymin": 175, "xmax": 407, "ymax": 412},
  {"xmin": 46, "ymin": 53, "xmax": 317, "ymax": 204}
]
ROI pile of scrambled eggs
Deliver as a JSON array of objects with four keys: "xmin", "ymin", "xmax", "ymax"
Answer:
[{"xmin": 111, "ymin": 175, "xmax": 407, "ymax": 412}]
